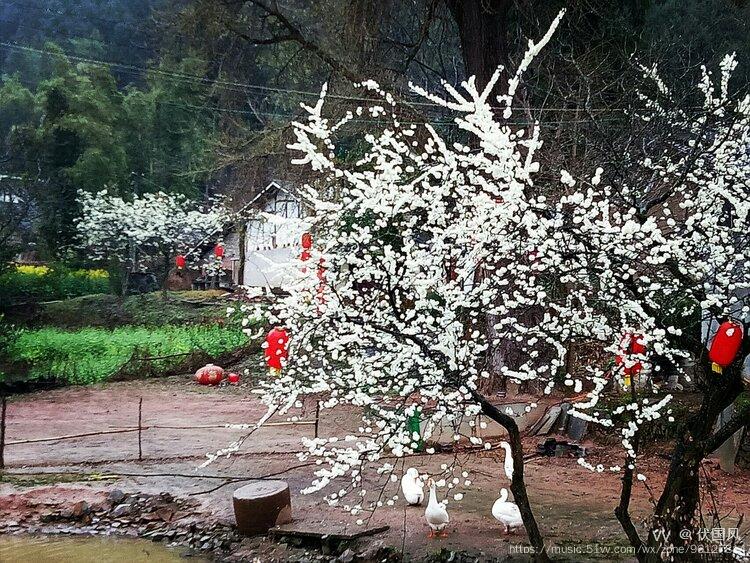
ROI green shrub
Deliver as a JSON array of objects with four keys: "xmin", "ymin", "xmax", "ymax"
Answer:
[
  {"xmin": 5, "ymin": 325, "xmax": 248, "ymax": 384},
  {"xmin": 0, "ymin": 264, "xmax": 110, "ymax": 307}
]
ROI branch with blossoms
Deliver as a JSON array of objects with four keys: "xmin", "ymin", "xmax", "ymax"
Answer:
[{"xmin": 200, "ymin": 11, "xmax": 750, "ymax": 562}]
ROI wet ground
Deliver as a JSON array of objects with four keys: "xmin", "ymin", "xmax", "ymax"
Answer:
[{"xmin": 1, "ymin": 377, "xmax": 749, "ymax": 561}]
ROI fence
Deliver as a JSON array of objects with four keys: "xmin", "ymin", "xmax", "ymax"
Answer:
[{"xmin": 0, "ymin": 394, "xmax": 320, "ymax": 470}]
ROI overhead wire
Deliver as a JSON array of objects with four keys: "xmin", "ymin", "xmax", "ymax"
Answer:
[{"xmin": 0, "ymin": 41, "xmax": 632, "ymax": 116}]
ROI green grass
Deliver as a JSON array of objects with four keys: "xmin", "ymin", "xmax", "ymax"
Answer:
[
  {"xmin": 4, "ymin": 324, "xmax": 249, "ymax": 385},
  {"xmin": 0, "ymin": 265, "xmax": 109, "ymax": 307}
]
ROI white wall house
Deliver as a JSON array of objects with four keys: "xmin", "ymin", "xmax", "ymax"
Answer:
[
  {"xmin": 193, "ymin": 180, "xmax": 311, "ymax": 290},
  {"xmin": 240, "ymin": 181, "xmax": 310, "ymax": 288}
]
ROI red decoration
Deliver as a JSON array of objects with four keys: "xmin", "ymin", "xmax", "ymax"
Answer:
[
  {"xmin": 301, "ymin": 232, "xmax": 313, "ymax": 249},
  {"xmin": 616, "ymin": 333, "xmax": 645, "ymax": 377},
  {"xmin": 301, "ymin": 249, "xmax": 311, "ymax": 262},
  {"xmin": 214, "ymin": 244, "xmax": 225, "ymax": 258},
  {"xmin": 175, "ymin": 255, "xmax": 186, "ymax": 269},
  {"xmin": 195, "ymin": 364, "xmax": 225, "ymax": 385},
  {"xmin": 228, "ymin": 372, "xmax": 240, "ymax": 384},
  {"xmin": 709, "ymin": 321, "xmax": 743, "ymax": 372},
  {"xmin": 264, "ymin": 327, "xmax": 289, "ymax": 370}
]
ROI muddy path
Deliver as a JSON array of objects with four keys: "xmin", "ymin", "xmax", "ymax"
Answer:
[{"xmin": 1, "ymin": 378, "xmax": 748, "ymax": 561}]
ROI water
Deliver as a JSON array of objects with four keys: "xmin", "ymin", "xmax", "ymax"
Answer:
[{"xmin": 0, "ymin": 535, "xmax": 203, "ymax": 562}]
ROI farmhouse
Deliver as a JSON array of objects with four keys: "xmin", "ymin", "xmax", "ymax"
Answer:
[{"xmin": 190, "ymin": 180, "xmax": 310, "ymax": 290}]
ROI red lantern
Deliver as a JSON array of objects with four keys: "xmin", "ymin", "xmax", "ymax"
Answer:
[
  {"xmin": 709, "ymin": 321, "xmax": 743, "ymax": 373},
  {"xmin": 616, "ymin": 333, "xmax": 645, "ymax": 377},
  {"xmin": 227, "ymin": 372, "xmax": 240, "ymax": 384},
  {"xmin": 175, "ymin": 255, "xmax": 186, "ymax": 269},
  {"xmin": 301, "ymin": 248, "xmax": 311, "ymax": 262},
  {"xmin": 214, "ymin": 244, "xmax": 225, "ymax": 258},
  {"xmin": 264, "ymin": 327, "xmax": 289, "ymax": 370},
  {"xmin": 301, "ymin": 232, "xmax": 313, "ymax": 250},
  {"xmin": 195, "ymin": 364, "xmax": 225, "ymax": 385}
]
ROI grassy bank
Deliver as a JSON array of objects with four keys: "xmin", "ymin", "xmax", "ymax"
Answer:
[
  {"xmin": 0, "ymin": 265, "xmax": 109, "ymax": 307},
  {"xmin": 4, "ymin": 324, "xmax": 248, "ymax": 385},
  {"xmin": 5, "ymin": 290, "xmax": 231, "ymax": 328}
]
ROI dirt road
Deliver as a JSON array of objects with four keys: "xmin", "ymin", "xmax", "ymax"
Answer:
[{"xmin": 1, "ymin": 378, "xmax": 748, "ymax": 561}]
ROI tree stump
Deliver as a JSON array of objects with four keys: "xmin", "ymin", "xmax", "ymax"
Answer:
[{"xmin": 232, "ymin": 480, "xmax": 292, "ymax": 535}]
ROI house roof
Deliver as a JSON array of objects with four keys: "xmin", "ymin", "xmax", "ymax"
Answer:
[{"xmin": 185, "ymin": 180, "xmax": 303, "ymax": 259}]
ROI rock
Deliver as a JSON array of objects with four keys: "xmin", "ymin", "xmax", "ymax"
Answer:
[
  {"xmin": 336, "ymin": 549, "xmax": 355, "ymax": 563},
  {"xmin": 112, "ymin": 504, "xmax": 133, "ymax": 518},
  {"xmin": 108, "ymin": 490, "xmax": 126, "ymax": 504},
  {"xmin": 358, "ymin": 540, "xmax": 386, "ymax": 560},
  {"xmin": 72, "ymin": 501, "xmax": 90, "ymax": 518}
]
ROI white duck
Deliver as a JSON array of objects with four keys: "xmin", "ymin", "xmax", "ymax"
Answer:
[
  {"xmin": 499, "ymin": 441, "xmax": 514, "ymax": 479},
  {"xmin": 424, "ymin": 478, "xmax": 450, "ymax": 538},
  {"xmin": 400, "ymin": 467, "xmax": 424, "ymax": 506},
  {"xmin": 492, "ymin": 488, "xmax": 523, "ymax": 534}
]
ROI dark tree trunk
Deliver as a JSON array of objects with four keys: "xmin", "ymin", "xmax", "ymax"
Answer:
[
  {"xmin": 642, "ymin": 361, "xmax": 746, "ymax": 561},
  {"xmin": 474, "ymin": 392, "xmax": 550, "ymax": 562},
  {"xmin": 446, "ymin": 0, "xmax": 513, "ymax": 95}
]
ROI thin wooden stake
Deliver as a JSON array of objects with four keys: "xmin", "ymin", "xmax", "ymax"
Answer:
[
  {"xmin": 138, "ymin": 397, "xmax": 143, "ymax": 461},
  {"xmin": 314, "ymin": 401, "xmax": 320, "ymax": 439},
  {"xmin": 0, "ymin": 395, "xmax": 6, "ymax": 470}
]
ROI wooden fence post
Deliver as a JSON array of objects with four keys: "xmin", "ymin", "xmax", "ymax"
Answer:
[
  {"xmin": 0, "ymin": 395, "xmax": 6, "ymax": 469},
  {"xmin": 314, "ymin": 401, "xmax": 320, "ymax": 439},
  {"xmin": 138, "ymin": 397, "xmax": 143, "ymax": 461}
]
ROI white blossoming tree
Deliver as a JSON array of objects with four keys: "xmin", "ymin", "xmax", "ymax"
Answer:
[
  {"xmin": 230, "ymin": 13, "xmax": 748, "ymax": 561},
  {"xmin": 77, "ymin": 190, "xmax": 226, "ymax": 294}
]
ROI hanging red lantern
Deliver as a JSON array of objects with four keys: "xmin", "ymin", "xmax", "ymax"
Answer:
[
  {"xmin": 615, "ymin": 333, "xmax": 645, "ymax": 378},
  {"xmin": 214, "ymin": 244, "xmax": 225, "ymax": 258},
  {"xmin": 708, "ymin": 321, "xmax": 743, "ymax": 373},
  {"xmin": 175, "ymin": 255, "xmax": 186, "ymax": 269},
  {"xmin": 301, "ymin": 232, "xmax": 313, "ymax": 250},
  {"xmin": 264, "ymin": 327, "xmax": 289, "ymax": 371},
  {"xmin": 195, "ymin": 364, "xmax": 225, "ymax": 385},
  {"xmin": 300, "ymin": 248, "xmax": 311, "ymax": 262}
]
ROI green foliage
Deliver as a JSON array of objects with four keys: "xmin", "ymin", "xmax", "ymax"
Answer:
[
  {"xmin": 0, "ymin": 264, "xmax": 109, "ymax": 307},
  {"xmin": 5, "ymin": 324, "xmax": 248, "ymax": 385},
  {"xmin": 33, "ymin": 291, "xmax": 231, "ymax": 328},
  {"xmin": 0, "ymin": 42, "xmax": 218, "ymax": 259}
]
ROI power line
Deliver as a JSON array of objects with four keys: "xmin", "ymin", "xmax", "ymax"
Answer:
[{"xmin": 0, "ymin": 41, "xmax": 632, "ymax": 116}]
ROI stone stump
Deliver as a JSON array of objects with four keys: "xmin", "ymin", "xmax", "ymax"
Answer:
[{"xmin": 233, "ymin": 480, "xmax": 292, "ymax": 535}]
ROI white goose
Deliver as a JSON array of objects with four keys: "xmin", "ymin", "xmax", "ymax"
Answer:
[
  {"xmin": 492, "ymin": 488, "xmax": 523, "ymax": 534},
  {"xmin": 424, "ymin": 478, "xmax": 450, "ymax": 538},
  {"xmin": 499, "ymin": 441, "xmax": 514, "ymax": 479},
  {"xmin": 400, "ymin": 467, "xmax": 424, "ymax": 506}
]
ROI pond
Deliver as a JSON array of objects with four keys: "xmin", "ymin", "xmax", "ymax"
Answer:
[{"xmin": 0, "ymin": 535, "xmax": 205, "ymax": 562}]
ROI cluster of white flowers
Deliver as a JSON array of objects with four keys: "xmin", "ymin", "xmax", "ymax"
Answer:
[
  {"xmin": 236, "ymin": 12, "xmax": 748, "ymax": 513},
  {"xmin": 77, "ymin": 190, "xmax": 226, "ymax": 269}
]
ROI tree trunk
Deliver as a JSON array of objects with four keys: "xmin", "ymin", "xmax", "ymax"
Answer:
[
  {"xmin": 474, "ymin": 392, "xmax": 550, "ymax": 562},
  {"xmin": 446, "ymin": 0, "xmax": 513, "ymax": 96},
  {"xmin": 643, "ymin": 362, "xmax": 745, "ymax": 561}
]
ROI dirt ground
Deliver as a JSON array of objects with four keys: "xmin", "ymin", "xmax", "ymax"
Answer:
[{"xmin": 1, "ymin": 377, "xmax": 749, "ymax": 562}]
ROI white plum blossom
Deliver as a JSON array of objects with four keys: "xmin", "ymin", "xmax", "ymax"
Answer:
[
  {"xmin": 225, "ymin": 12, "xmax": 748, "ymax": 550},
  {"xmin": 77, "ymin": 190, "xmax": 226, "ymax": 275}
]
